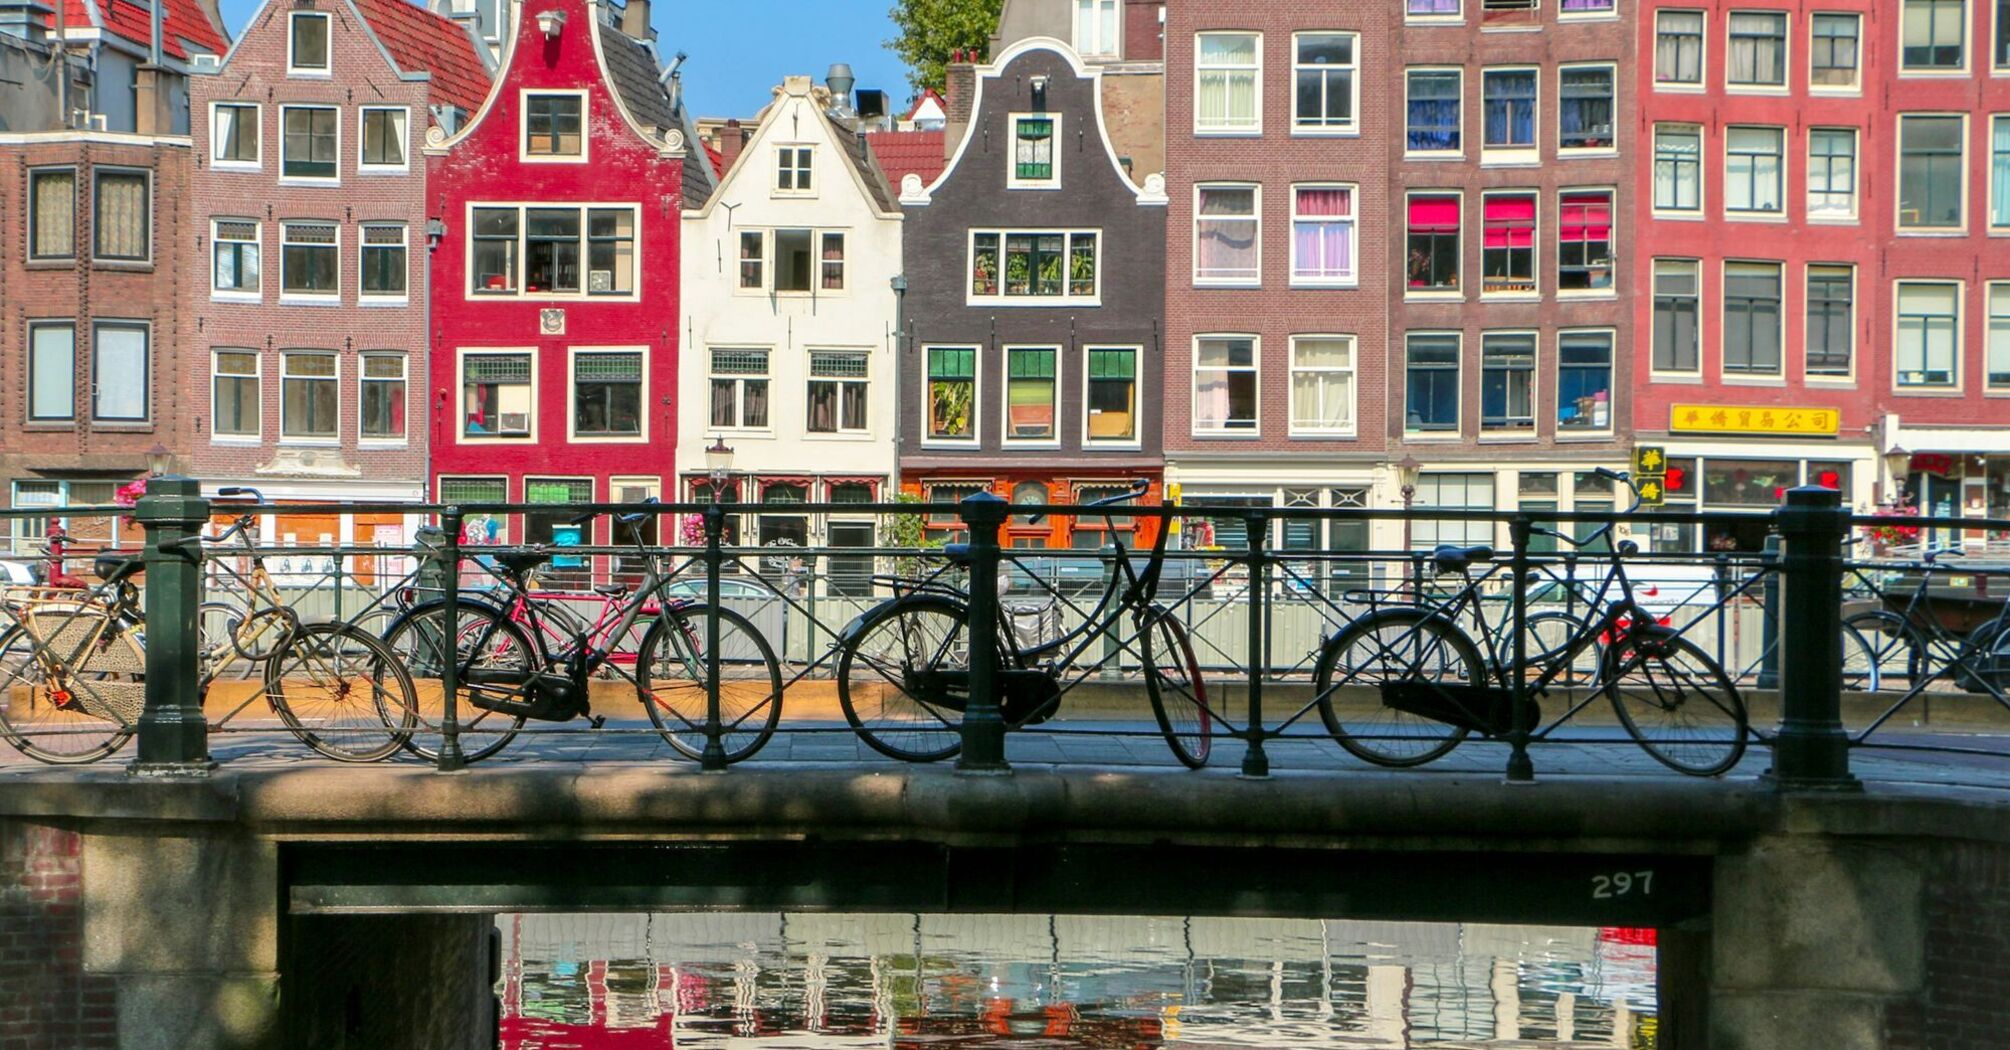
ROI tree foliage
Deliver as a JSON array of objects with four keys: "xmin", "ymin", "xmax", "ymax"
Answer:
[{"xmin": 886, "ymin": 0, "xmax": 1001, "ymax": 94}]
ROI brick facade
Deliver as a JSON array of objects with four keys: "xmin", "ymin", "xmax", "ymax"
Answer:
[{"xmin": 0, "ymin": 823, "xmax": 111, "ymax": 1050}]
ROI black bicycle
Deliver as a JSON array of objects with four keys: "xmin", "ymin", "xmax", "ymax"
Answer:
[
  {"xmin": 832, "ymin": 480, "xmax": 1214, "ymax": 766},
  {"xmin": 1844, "ymin": 548, "xmax": 2010, "ymax": 739}
]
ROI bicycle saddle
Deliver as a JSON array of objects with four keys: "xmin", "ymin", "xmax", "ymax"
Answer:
[
  {"xmin": 593, "ymin": 583, "xmax": 628, "ymax": 597},
  {"xmin": 494, "ymin": 550, "xmax": 551, "ymax": 577},
  {"xmin": 92, "ymin": 551, "xmax": 143, "ymax": 584},
  {"xmin": 1432, "ymin": 545, "xmax": 1495, "ymax": 572}
]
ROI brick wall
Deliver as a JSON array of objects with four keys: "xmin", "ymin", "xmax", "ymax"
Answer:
[
  {"xmin": 0, "ymin": 822, "xmax": 115, "ymax": 1049},
  {"xmin": 1885, "ymin": 840, "xmax": 2010, "ymax": 1050}
]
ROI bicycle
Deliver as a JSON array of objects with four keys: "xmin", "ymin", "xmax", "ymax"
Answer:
[
  {"xmin": 0, "ymin": 487, "xmax": 419, "ymax": 764},
  {"xmin": 1312, "ymin": 468, "xmax": 1749, "ymax": 776},
  {"xmin": 1843, "ymin": 547, "xmax": 2010, "ymax": 739},
  {"xmin": 831, "ymin": 479, "xmax": 1214, "ymax": 766},
  {"xmin": 377, "ymin": 501, "xmax": 783, "ymax": 764}
]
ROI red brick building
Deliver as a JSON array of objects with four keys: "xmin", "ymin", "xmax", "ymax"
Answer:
[
  {"xmin": 425, "ymin": 0, "xmax": 708, "ymax": 554},
  {"xmin": 187, "ymin": 0, "xmax": 487, "ymax": 549}
]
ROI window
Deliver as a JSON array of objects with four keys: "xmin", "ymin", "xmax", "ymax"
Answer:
[
  {"xmin": 1899, "ymin": 115, "xmax": 1966, "ymax": 229},
  {"xmin": 1481, "ymin": 193, "xmax": 1536, "ymax": 295},
  {"xmin": 1481, "ymin": 332, "xmax": 1536, "ymax": 434},
  {"xmin": 1481, "ymin": 69, "xmax": 1537, "ymax": 154},
  {"xmin": 738, "ymin": 231, "xmax": 763, "ymax": 289},
  {"xmin": 281, "ymin": 352, "xmax": 338, "ymax": 439},
  {"xmin": 1806, "ymin": 265, "xmax": 1855, "ymax": 377},
  {"xmin": 1999, "ymin": 0, "xmax": 2010, "ymax": 67},
  {"xmin": 1810, "ymin": 13, "xmax": 1861, "ymax": 88},
  {"xmin": 1004, "ymin": 348, "xmax": 1058, "ymax": 441},
  {"xmin": 212, "ymin": 219, "xmax": 260, "ymax": 295},
  {"xmin": 588, "ymin": 209, "xmax": 635, "ymax": 294},
  {"xmin": 925, "ymin": 347, "xmax": 976, "ymax": 441},
  {"xmin": 289, "ymin": 11, "xmax": 329, "ymax": 72},
  {"xmin": 361, "ymin": 224, "xmax": 407, "ymax": 298},
  {"xmin": 212, "ymin": 104, "xmax": 259, "ymax": 164},
  {"xmin": 1896, "ymin": 282, "xmax": 1960, "ymax": 386},
  {"xmin": 1408, "ymin": 0, "xmax": 1461, "ymax": 17},
  {"xmin": 473, "ymin": 208, "xmax": 518, "ymax": 293},
  {"xmin": 1558, "ymin": 66, "xmax": 1615, "ymax": 151},
  {"xmin": 1481, "ymin": 0, "xmax": 1540, "ymax": 26},
  {"xmin": 1406, "ymin": 333, "xmax": 1460, "ymax": 432},
  {"xmin": 1995, "ymin": 116, "xmax": 2010, "ymax": 228},
  {"xmin": 359, "ymin": 107, "xmax": 407, "ymax": 169},
  {"xmin": 776, "ymin": 147, "xmax": 813, "ymax": 191},
  {"xmin": 1075, "ymin": 0, "xmax": 1119, "ymax": 56},
  {"xmin": 92, "ymin": 169, "xmax": 148, "ymax": 261},
  {"xmin": 527, "ymin": 208, "xmax": 580, "ymax": 292},
  {"xmin": 91, "ymin": 323, "xmax": 147, "ymax": 422},
  {"xmin": 524, "ymin": 94, "xmax": 583, "ymax": 157},
  {"xmin": 28, "ymin": 168, "xmax": 74, "ymax": 259},
  {"xmin": 1653, "ymin": 125, "xmax": 1702, "ymax": 212},
  {"xmin": 281, "ymin": 106, "xmax": 337, "ymax": 179},
  {"xmin": 1085, "ymin": 347, "xmax": 1137, "ymax": 443},
  {"xmin": 1196, "ymin": 32, "xmax": 1260, "ymax": 133},
  {"xmin": 469, "ymin": 205, "xmax": 638, "ymax": 297},
  {"xmin": 1725, "ymin": 126, "xmax": 1783, "ymax": 214},
  {"xmin": 1656, "ymin": 11, "xmax": 1705, "ymax": 85},
  {"xmin": 212, "ymin": 350, "xmax": 258, "ymax": 437},
  {"xmin": 1293, "ymin": 33, "xmax": 1357, "ymax": 132},
  {"xmin": 1291, "ymin": 185, "xmax": 1355, "ymax": 285},
  {"xmin": 1728, "ymin": 11, "xmax": 1787, "ymax": 87},
  {"xmin": 1194, "ymin": 336, "xmax": 1257, "ymax": 433},
  {"xmin": 1557, "ymin": 191, "xmax": 1614, "ymax": 293},
  {"xmin": 1723, "ymin": 262, "xmax": 1783, "ymax": 374},
  {"xmin": 1407, "ymin": 194, "xmax": 1461, "ymax": 293},
  {"xmin": 1413, "ymin": 474, "xmax": 1496, "ymax": 550},
  {"xmin": 439, "ymin": 477, "xmax": 508, "ymax": 506},
  {"xmin": 820, "ymin": 232, "xmax": 846, "ymax": 291},
  {"xmin": 970, "ymin": 230, "xmax": 1098, "ymax": 299},
  {"xmin": 1558, "ymin": 332, "xmax": 1614, "ymax": 433},
  {"xmin": 463, "ymin": 353, "xmax": 534, "ymax": 437},
  {"xmin": 1194, "ymin": 186, "xmax": 1258, "ymax": 284},
  {"xmin": 360, "ymin": 352, "xmax": 406, "ymax": 440},
  {"xmin": 1562, "ymin": 0, "xmax": 1616, "ymax": 15},
  {"xmin": 281, "ymin": 222, "xmax": 337, "ymax": 297},
  {"xmin": 773, "ymin": 229, "xmax": 814, "ymax": 292},
  {"xmin": 28, "ymin": 323, "xmax": 74, "ymax": 422},
  {"xmin": 573, "ymin": 351, "xmax": 642, "ymax": 437},
  {"xmin": 1406, "ymin": 69, "xmax": 1461, "ymax": 153},
  {"xmin": 709, "ymin": 349, "xmax": 769, "ymax": 429},
  {"xmin": 1653, "ymin": 260, "xmax": 1701, "ymax": 372},
  {"xmin": 1988, "ymin": 284, "xmax": 2010, "ymax": 387},
  {"xmin": 1289, "ymin": 336, "xmax": 1354, "ymax": 435},
  {"xmin": 1011, "ymin": 116, "xmax": 1057, "ymax": 184},
  {"xmin": 1808, "ymin": 129, "xmax": 1858, "ymax": 220},
  {"xmin": 807, "ymin": 351, "xmax": 869, "ymax": 434},
  {"xmin": 1902, "ymin": 0, "xmax": 1966, "ymax": 70}
]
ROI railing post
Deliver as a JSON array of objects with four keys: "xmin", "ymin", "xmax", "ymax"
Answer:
[
  {"xmin": 1765, "ymin": 486, "xmax": 1859, "ymax": 791},
  {"xmin": 700, "ymin": 504, "xmax": 729, "ymax": 773},
  {"xmin": 1241, "ymin": 510, "xmax": 1270, "ymax": 778},
  {"xmin": 1504, "ymin": 514, "xmax": 1535, "ymax": 783},
  {"xmin": 436, "ymin": 509, "xmax": 468, "ymax": 773},
  {"xmin": 1755, "ymin": 535, "xmax": 1782, "ymax": 690},
  {"xmin": 131, "ymin": 476, "xmax": 215, "ymax": 774},
  {"xmin": 956, "ymin": 491, "xmax": 1010, "ymax": 774}
]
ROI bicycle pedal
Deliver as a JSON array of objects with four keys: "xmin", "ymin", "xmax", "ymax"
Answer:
[{"xmin": 589, "ymin": 715, "xmax": 607, "ymax": 730}]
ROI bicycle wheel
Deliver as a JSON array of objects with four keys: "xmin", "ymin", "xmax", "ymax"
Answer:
[
  {"xmin": 0, "ymin": 617, "xmax": 139, "ymax": 764},
  {"xmin": 1603, "ymin": 633, "xmax": 1746, "ymax": 776},
  {"xmin": 1839, "ymin": 621, "xmax": 1881, "ymax": 696},
  {"xmin": 835, "ymin": 596, "xmax": 971, "ymax": 762},
  {"xmin": 636, "ymin": 604, "xmax": 782, "ymax": 763},
  {"xmin": 1526, "ymin": 611, "xmax": 1600, "ymax": 687},
  {"xmin": 1139, "ymin": 605, "xmax": 1211, "ymax": 769},
  {"xmin": 378, "ymin": 601, "xmax": 531, "ymax": 762},
  {"xmin": 1314, "ymin": 609, "xmax": 1480, "ymax": 767},
  {"xmin": 1843, "ymin": 611, "xmax": 1919, "ymax": 688},
  {"xmin": 265, "ymin": 622, "xmax": 418, "ymax": 762},
  {"xmin": 198, "ymin": 601, "xmax": 258, "ymax": 680}
]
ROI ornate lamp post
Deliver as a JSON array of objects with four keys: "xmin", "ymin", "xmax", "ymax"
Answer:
[{"xmin": 1396, "ymin": 455, "xmax": 1421, "ymax": 551}]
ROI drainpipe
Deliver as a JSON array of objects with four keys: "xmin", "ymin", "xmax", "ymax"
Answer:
[
  {"xmin": 889, "ymin": 274, "xmax": 907, "ymax": 493},
  {"xmin": 55, "ymin": 0, "xmax": 68, "ymax": 121}
]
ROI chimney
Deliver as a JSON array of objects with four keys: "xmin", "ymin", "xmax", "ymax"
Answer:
[
  {"xmin": 619, "ymin": 0, "xmax": 650, "ymax": 40},
  {"xmin": 0, "ymin": 0, "xmax": 54, "ymax": 42},
  {"xmin": 942, "ymin": 51, "xmax": 977, "ymax": 160},
  {"xmin": 718, "ymin": 118, "xmax": 745, "ymax": 175}
]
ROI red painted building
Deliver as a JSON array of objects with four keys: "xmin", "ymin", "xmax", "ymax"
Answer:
[{"xmin": 425, "ymin": 0, "xmax": 708, "ymax": 553}]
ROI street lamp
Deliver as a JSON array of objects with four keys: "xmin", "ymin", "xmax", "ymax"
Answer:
[
  {"xmin": 705, "ymin": 436, "xmax": 734, "ymax": 501},
  {"xmin": 1883, "ymin": 445, "xmax": 1912, "ymax": 509},
  {"xmin": 145, "ymin": 443, "xmax": 172, "ymax": 477},
  {"xmin": 1396, "ymin": 454, "xmax": 1422, "ymax": 560}
]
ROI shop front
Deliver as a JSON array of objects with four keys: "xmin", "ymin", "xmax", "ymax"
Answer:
[{"xmin": 1880, "ymin": 429, "xmax": 2010, "ymax": 548}]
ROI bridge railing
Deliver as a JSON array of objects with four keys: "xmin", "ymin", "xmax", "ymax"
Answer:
[{"xmin": 0, "ymin": 480, "xmax": 2006, "ymax": 783}]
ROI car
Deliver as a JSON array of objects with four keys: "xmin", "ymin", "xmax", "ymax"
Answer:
[
  {"xmin": 0, "ymin": 561, "xmax": 37, "ymax": 586},
  {"xmin": 662, "ymin": 577, "xmax": 776, "ymax": 601}
]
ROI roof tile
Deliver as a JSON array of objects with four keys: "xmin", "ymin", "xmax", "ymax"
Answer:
[
  {"xmin": 350, "ymin": 0, "xmax": 490, "ymax": 116},
  {"xmin": 867, "ymin": 130, "xmax": 945, "ymax": 194}
]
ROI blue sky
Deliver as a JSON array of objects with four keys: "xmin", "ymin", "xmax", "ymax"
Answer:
[{"xmin": 214, "ymin": 0, "xmax": 915, "ymax": 117}]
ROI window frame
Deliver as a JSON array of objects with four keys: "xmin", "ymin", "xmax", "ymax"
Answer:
[
  {"xmin": 91, "ymin": 166, "xmax": 151, "ymax": 263},
  {"xmin": 1291, "ymin": 31, "xmax": 1360, "ymax": 136},
  {"xmin": 1287, "ymin": 334, "xmax": 1356, "ymax": 438},
  {"xmin": 210, "ymin": 102, "xmax": 261, "ymax": 168},
  {"xmin": 775, "ymin": 145, "xmax": 815, "ymax": 195},
  {"xmin": 1074, "ymin": 0, "xmax": 1121, "ymax": 57},
  {"xmin": 1556, "ymin": 63, "xmax": 1618, "ymax": 155},
  {"xmin": 1993, "ymin": 114, "xmax": 2010, "ymax": 230},
  {"xmin": 1894, "ymin": 280, "xmax": 1964, "ymax": 390},
  {"xmin": 279, "ymin": 103, "xmax": 340, "ymax": 183},
  {"xmin": 1556, "ymin": 188, "xmax": 1616, "ymax": 297},
  {"xmin": 1808, "ymin": 12, "xmax": 1863, "ymax": 93},
  {"xmin": 806, "ymin": 348, "xmax": 872, "ymax": 437},
  {"xmin": 1721, "ymin": 260, "xmax": 1786, "ymax": 377},
  {"xmin": 210, "ymin": 217, "xmax": 261, "ymax": 300},
  {"xmin": 1725, "ymin": 9, "xmax": 1790, "ymax": 91},
  {"xmin": 1405, "ymin": 190, "xmax": 1464, "ymax": 299},
  {"xmin": 1001, "ymin": 345, "xmax": 1062, "ymax": 447},
  {"xmin": 279, "ymin": 350, "xmax": 340, "ymax": 444},
  {"xmin": 279, "ymin": 221, "xmax": 340, "ymax": 302},
  {"xmin": 1192, "ymin": 183, "xmax": 1261, "ymax": 287},
  {"xmin": 359, "ymin": 222, "xmax": 409, "ymax": 303},
  {"xmin": 1987, "ymin": 281, "xmax": 2010, "ymax": 389},
  {"xmin": 89, "ymin": 320, "xmax": 149, "ymax": 424},
  {"xmin": 1404, "ymin": 66, "xmax": 1464, "ymax": 158},
  {"xmin": 457, "ymin": 348, "xmax": 539, "ymax": 443},
  {"xmin": 1804, "ymin": 263, "xmax": 1858, "ymax": 381},
  {"xmin": 1405, "ymin": 0, "xmax": 1464, "ymax": 24},
  {"xmin": 966, "ymin": 228, "xmax": 1101, "ymax": 305},
  {"xmin": 1007, "ymin": 113, "xmax": 1061, "ymax": 189},
  {"xmin": 1289, "ymin": 183, "xmax": 1358, "ymax": 288},
  {"xmin": 566, "ymin": 345, "xmax": 649, "ymax": 444},
  {"xmin": 211, "ymin": 348, "xmax": 261, "ymax": 441},
  {"xmin": 26, "ymin": 320, "xmax": 76, "ymax": 424},
  {"xmin": 1559, "ymin": 0, "xmax": 1618, "ymax": 20},
  {"xmin": 1900, "ymin": 0, "xmax": 1970, "ymax": 75},
  {"xmin": 1896, "ymin": 112, "xmax": 1969, "ymax": 233},
  {"xmin": 708, "ymin": 347, "xmax": 772, "ymax": 433},
  {"xmin": 1723, "ymin": 124, "xmax": 1785, "ymax": 218},
  {"xmin": 357, "ymin": 105, "xmax": 410, "ymax": 173},
  {"xmin": 1081, "ymin": 345, "xmax": 1141, "ymax": 447},
  {"xmin": 1655, "ymin": 9, "xmax": 1708, "ymax": 89},
  {"xmin": 1652, "ymin": 258, "xmax": 1704, "ymax": 376},
  {"xmin": 1194, "ymin": 30, "xmax": 1262, "ymax": 136},
  {"xmin": 1556, "ymin": 329, "xmax": 1616, "ymax": 436},
  {"xmin": 1192, "ymin": 333, "xmax": 1260, "ymax": 436},
  {"xmin": 1479, "ymin": 330, "xmax": 1539, "ymax": 437},
  {"xmin": 27, "ymin": 166, "xmax": 76, "ymax": 261},
  {"xmin": 358, "ymin": 350, "xmax": 408, "ymax": 444},
  {"xmin": 463, "ymin": 202, "xmax": 642, "ymax": 301},
  {"xmin": 1806, "ymin": 127, "xmax": 1860, "ymax": 223},
  {"xmin": 287, "ymin": 10, "xmax": 331, "ymax": 75},
  {"xmin": 922, "ymin": 345, "xmax": 980, "ymax": 446},
  {"xmin": 1652, "ymin": 123, "xmax": 1704, "ymax": 215},
  {"xmin": 520, "ymin": 90, "xmax": 588, "ymax": 162},
  {"xmin": 1479, "ymin": 189, "xmax": 1539, "ymax": 299},
  {"xmin": 1480, "ymin": 66, "xmax": 1540, "ymax": 163},
  {"xmin": 1996, "ymin": 0, "xmax": 2009, "ymax": 71},
  {"xmin": 1405, "ymin": 331, "xmax": 1463, "ymax": 436}
]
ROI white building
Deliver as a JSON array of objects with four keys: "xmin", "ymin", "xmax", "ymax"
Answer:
[{"xmin": 678, "ymin": 74, "xmax": 904, "ymax": 571}]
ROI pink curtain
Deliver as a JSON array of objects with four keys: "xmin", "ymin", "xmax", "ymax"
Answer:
[{"xmin": 1483, "ymin": 195, "xmax": 1536, "ymax": 248}]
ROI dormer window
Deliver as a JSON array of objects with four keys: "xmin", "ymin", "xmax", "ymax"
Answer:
[
  {"xmin": 1010, "ymin": 115, "xmax": 1058, "ymax": 188},
  {"xmin": 776, "ymin": 147, "xmax": 813, "ymax": 194},
  {"xmin": 288, "ymin": 12, "xmax": 330, "ymax": 75},
  {"xmin": 523, "ymin": 92, "xmax": 584, "ymax": 159}
]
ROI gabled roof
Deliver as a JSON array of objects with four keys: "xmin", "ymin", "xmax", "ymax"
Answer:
[
  {"xmin": 598, "ymin": 25, "xmax": 676, "ymax": 135},
  {"xmin": 350, "ymin": 0, "xmax": 490, "ymax": 115},
  {"xmin": 45, "ymin": 0, "xmax": 228, "ymax": 61},
  {"xmin": 827, "ymin": 119, "xmax": 898, "ymax": 215},
  {"xmin": 866, "ymin": 130, "xmax": 944, "ymax": 192},
  {"xmin": 903, "ymin": 89, "xmax": 944, "ymax": 122}
]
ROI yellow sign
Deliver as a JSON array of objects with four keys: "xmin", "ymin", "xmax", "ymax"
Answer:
[
  {"xmin": 1633, "ymin": 446, "xmax": 1667, "ymax": 476},
  {"xmin": 1669, "ymin": 405, "xmax": 1840, "ymax": 436},
  {"xmin": 1637, "ymin": 477, "xmax": 1666, "ymax": 506}
]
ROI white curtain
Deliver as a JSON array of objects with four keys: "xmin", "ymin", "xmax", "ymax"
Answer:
[
  {"xmin": 30, "ymin": 326, "xmax": 74, "ymax": 420},
  {"xmin": 93, "ymin": 326, "xmax": 147, "ymax": 420}
]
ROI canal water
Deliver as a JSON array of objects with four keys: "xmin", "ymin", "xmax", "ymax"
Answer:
[{"xmin": 498, "ymin": 913, "xmax": 1658, "ymax": 1048}]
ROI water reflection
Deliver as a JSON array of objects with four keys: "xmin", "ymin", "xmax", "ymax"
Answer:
[{"xmin": 499, "ymin": 914, "xmax": 1658, "ymax": 1048}]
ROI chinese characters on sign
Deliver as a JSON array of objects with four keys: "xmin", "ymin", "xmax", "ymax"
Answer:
[{"xmin": 1668, "ymin": 405, "xmax": 1841, "ymax": 436}]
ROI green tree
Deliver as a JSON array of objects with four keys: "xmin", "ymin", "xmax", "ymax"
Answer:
[{"xmin": 886, "ymin": 0, "xmax": 1000, "ymax": 95}]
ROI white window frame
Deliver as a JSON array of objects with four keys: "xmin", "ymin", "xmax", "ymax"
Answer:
[
  {"xmin": 1291, "ymin": 31, "xmax": 1359, "ymax": 136},
  {"xmin": 457, "ymin": 348, "xmax": 540, "ymax": 444},
  {"xmin": 1900, "ymin": 0, "xmax": 1971, "ymax": 76},
  {"xmin": 26, "ymin": 320, "xmax": 75, "ymax": 424},
  {"xmin": 1288, "ymin": 183, "xmax": 1358, "ymax": 288},
  {"xmin": 1558, "ymin": 0, "xmax": 1618, "ymax": 20},
  {"xmin": 1006, "ymin": 113, "xmax": 1062, "ymax": 189},
  {"xmin": 1479, "ymin": 189, "xmax": 1540, "ymax": 300},
  {"xmin": 1479, "ymin": 65, "xmax": 1540, "ymax": 165},
  {"xmin": 1191, "ymin": 333, "xmax": 1260, "ymax": 437},
  {"xmin": 707, "ymin": 347, "xmax": 772, "ymax": 433},
  {"xmin": 805, "ymin": 348, "xmax": 873, "ymax": 437},
  {"xmin": 519, "ymin": 89, "xmax": 588, "ymax": 163},
  {"xmin": 1556, "ymin": 62, "xmax": 1618, "ymax": 156},
  {"xmin": 89, "ymin": 320, "xmax": 149, "ymax": 424},
  {"xmin": 358, "ymin": 222, "xmax": 409, "ymax": 304},
  {"xmin": 1808, "ymin": 11, "xmax": 1864, "ymax": 94},
  {"xmin": 210, "ymin": 102, "xmax": 261, "ymax": 168},
  {"xmin": 1720, "ymin": 260, "xmax": 1786, "ymax": 378},
  {"xmin": 1896, "ymin": 112, "xmax": 1970, "ymax": 234},
  {"xmin": 1074, "ymin": 0, "xmax": 1121, "ymax": 57},
  {"xmin": 1804, "ymin": 264, "xmax": 1859, "ymax": 383},
  {"xmin": 461, "ymin": 202, "xmax": 643, "ymax": 302},
  {"xmin": 1287, "ymin": 334, "xmax": 1356, "ymax": 438},
  {"xmin": 1654, "ymin": 9, "xmax": 1708, "ymax": 90},
  {"xmin": 211, "ymin": 348, "xmax": 261, "ymax": 442},
  {"xmin": 1404, "ymin": 66, "xmax": 1464, "ymax": 159},
  {"xmin": 1651, "ymin": 258, "xmax": 1705, "ymax": 377},
  {"xmin": 1194, "ymin": 31, "xmax": 1262, "ymax": 136},
  {"xmin": 1893, "ymin": 279, "xmax": 1964, "ymax": 390},
  {"xmin": 775, "ymin": 145, "xmax": 814, "ymax": 195},
  {"xmin": 358, "ymin": 350, "xmax": 408, "ymax": 445},
  {"xmin": 1556, "ymin": 186, "xmax": 1617, "ymax": 298},
  {"xmin": 1479, "ymin": 329, "xmax": 1540, "ymax": 438},
  {"xmin": 357, "ymin": 106, "xmax": 410, "ymax": 173},
  {"xmin": 1807, "ymin": 127, "xmax": 1860, "ymax": 224},
  {"xmin": 1725, "ymin": 9, "xmax": 1790, "ymax": 93},
  {"xmin": 1723, "ymin": 124, "xmax": 1785, "ymax": 219},
  {"xmin": 566, "ymin": 345, "xmax": 650, "ymax": 444},
  {"xmin": 1081, "ymin": 345, "xmax": 1142, "ymax": 448},
  {"xmin": 1404, "ymin": 190, "xmax": 1464, "ymax": 300},
  {"xmin": 279, "ymin": 221, "xmax": 341, "ymax": 303},
  {"xmin": 1652, "ymin": 122, "xmax": 1705, "ymax": 216},
  {"xmin": 1405, "ymin": 0, "xmax": 1464, "ymax": 25},
  {"xmin": 921, "ymin": 345, "xmax": 981, "ymax": 447},
  {"xmin": 1994, "ymin": 114, "xmax": 2010, "ymax": 230},
  {"xmin": 1193, "ymin": 183, "xmax": 1260, "ymax": 287},
  {"xmin": 1997, "ymin": 0, "xmax": 2010, "ymax": 73},
  {"xmin": 966, "ymin": 228, "xmax": 1103, "ymax": 306},
  {"xmin": 278, "ymin": 103, "xmax": 340, "ymax": 185},
  {"xmin": 210, "ymin": 217, "xmax": 261, "ymax": 301},
  {"xmin": 286, "ymin": 11, "xmax": 331, "ymax": 76},
  {"xmin": 279, "ymin": 350, "xmax": 340, "ymax": 444},
  {"xmin": 1555, "ymin": 328, "xmax": 1617, "ymax": 437},
  {"xmin": 1000, "ymin": 345, "xmax": 1062, "ymax": 447}
]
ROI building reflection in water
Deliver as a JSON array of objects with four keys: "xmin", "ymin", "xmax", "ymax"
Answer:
[{"xmin": 498, "ymin": 913, "xmax": 1659, "ymax": 1048}]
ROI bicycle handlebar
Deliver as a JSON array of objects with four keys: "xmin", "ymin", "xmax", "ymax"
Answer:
[
  {"xmin": 1028, "ymin": 478, "xmax": 1150, "ymax": 525},
  {"xmin": 1531, "ymin": 469, "xmax": 1645, "ymax": 551}
]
